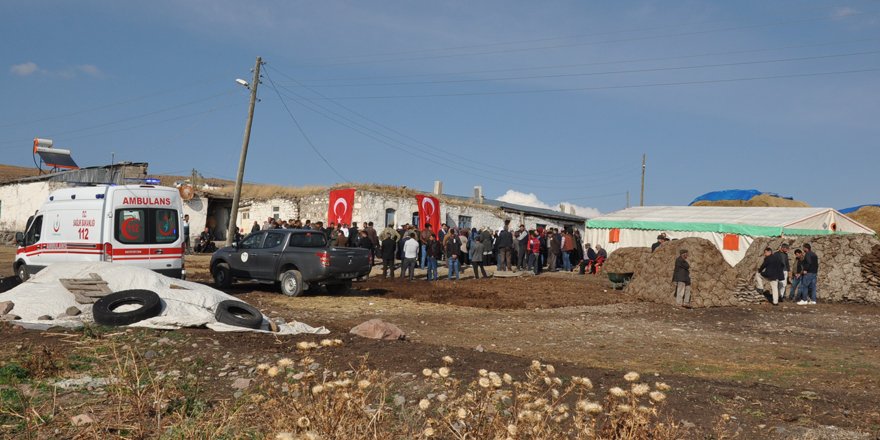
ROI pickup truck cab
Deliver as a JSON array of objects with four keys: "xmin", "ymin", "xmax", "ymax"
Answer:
[{"xmin": 209, "ymin": 228, "xmax": 370, "ymax": 296}]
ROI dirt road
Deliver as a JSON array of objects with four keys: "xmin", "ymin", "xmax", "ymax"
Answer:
[{"xmin": 1, "ymin": 250, "xmax": 878, "ymax": 438}]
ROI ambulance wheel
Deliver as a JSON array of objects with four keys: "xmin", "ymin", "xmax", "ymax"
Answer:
[
  {"xmin": 15, "ymin": 262, "xmax": 29, "ymax": 282},
  {"xmin": 279, "ymin": 270, "xmax": 304, "ymax": 297},
  {"xmin": 213, "ymin": 262, "xmax": 233, "ymax": 288},
  {"xmin": 93, "ymin": 290, "xmax": 163, "ymax": 326},
  {"xmin": 214, "ymin": 300, "xmax": 263, "ymax": 329}
]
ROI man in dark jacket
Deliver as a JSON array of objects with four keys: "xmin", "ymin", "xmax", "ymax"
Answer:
[
  {"xmin": 495, "ymin": 221, "xmax": 514, "ymax": 272},
  {"xmin": 801, "ymin": 243, "xmax": 820, "ymax": 304},
  {"xmin": 426, "ymin": 235, "xmax": 442, "ymax": 281},
  {"xmin": 757, "ymin": 247, "xmax": 784, "ymax": 305},
  {"xmin": 775, "ymin": 243, "xmax": 791, "ymax": 302},
  {"xmin": 445, "ymin": 233, "xmax": 462, "ymax": 280},
  {"xmin": 547, "ymin": 230, "xmax": 561, "ymax": 272},
  {"xmin": 672, "ymin": 249, "xmax": 691, "ymax": 307},
  {"xmin": 381, "ymin": 235, "xmax": 397, "ymax": 279}
]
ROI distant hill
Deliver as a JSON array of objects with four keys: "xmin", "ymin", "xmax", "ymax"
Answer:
[
  {"xmin": 0, "ymin": 164, "xmax": 40, "ymax": 183},
  {"xmin": 691, "ymin": 194, "xmax": 810, "ymax": 208}
]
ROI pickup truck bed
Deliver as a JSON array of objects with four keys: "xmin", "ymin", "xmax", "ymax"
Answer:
[{"xmin": 209, "ymin": 229, "xmax": 370, "ymax": 296}]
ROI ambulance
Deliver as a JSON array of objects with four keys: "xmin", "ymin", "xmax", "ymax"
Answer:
[{"xmin": 14, "ymin": 184, "xmax": 186, "ymax": 281}]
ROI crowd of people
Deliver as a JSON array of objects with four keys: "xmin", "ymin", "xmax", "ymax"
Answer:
[{"xmin": 235, "ymin": 216, "xmax": 607, "ymax": 281}]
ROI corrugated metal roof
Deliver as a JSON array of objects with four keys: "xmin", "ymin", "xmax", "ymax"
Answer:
[{"xmin": 442, "ymin": 194, "xmax": 587, "ymax": 223}]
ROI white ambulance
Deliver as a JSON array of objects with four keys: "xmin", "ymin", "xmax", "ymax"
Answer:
[{"xmin": 14, "ymin": 184, "xmax": 186, "ymax": 281}]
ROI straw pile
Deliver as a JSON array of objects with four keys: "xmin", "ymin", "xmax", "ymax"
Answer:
[
  {"xmin": 691, "ymin": 194, "xmax": 809, "ymax": 208},
  {"xmin": 847, "ymin": 206, "xmax": 880, "ymax": 234},
  {"xmin": 617, "ymin": 234, "xmax": 880, "ymax": 307}
]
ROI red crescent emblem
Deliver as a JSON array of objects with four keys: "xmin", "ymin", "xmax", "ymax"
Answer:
[{"xmin": 121, "ymin": 217, "xmax": 141, "ymax": 241}]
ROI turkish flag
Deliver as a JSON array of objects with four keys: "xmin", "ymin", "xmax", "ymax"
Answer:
[
  {"xmin": 416, "ymin": 195, "xmax": 441, "ymax": 237},
  {"xmin": 328, "ymin": 188, "xmax": 355, "ymax": 226}
]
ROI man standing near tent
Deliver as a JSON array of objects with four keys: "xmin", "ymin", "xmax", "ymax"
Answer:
[
  {"xmin": 800, "ymin": 243, "xmax": 820, "ymax": 305},
  {"xmin": 775, "ymin": 243, "xmax": 791, "ymax": 302},
  {"xmin": 672, "ymin": 249, "xmax": 691, "ymax": 308},
  {"xmin": 757, "ymin": 247, "xmax": 784, "ymax": 305}
]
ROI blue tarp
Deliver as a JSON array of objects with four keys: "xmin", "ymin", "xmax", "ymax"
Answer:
[
  {"xmin": 690, "ymin": 189, "xmax": 793, "ymax": 205},
  {"xmin": 840, "ymin": 204, "xmax": 880, "ymax": 214}
]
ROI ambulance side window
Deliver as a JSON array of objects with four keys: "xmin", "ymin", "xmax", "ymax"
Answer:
[
  {"xmin": 25, "ymin": 216, "xmax": 43, "ymax": 245},
  {"xmin": 154, "ymin": 209, "xmax": 179, "ymax": 244},
  {"xmin": 116, "ymin": 209, "xmax": 146, "ymax": 244}
]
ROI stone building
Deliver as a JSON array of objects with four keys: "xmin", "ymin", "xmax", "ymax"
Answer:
[{"xmin": 183, "ymin": 184, "xmax": 587, "ymax": 243}]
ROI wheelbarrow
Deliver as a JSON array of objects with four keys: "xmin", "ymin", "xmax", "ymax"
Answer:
[{"xmin": 607, "ymin": 272, "xmax": 634, "ymax": 290}]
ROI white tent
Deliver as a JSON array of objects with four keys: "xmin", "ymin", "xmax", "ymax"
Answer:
[{"xmin": 586, "ymin": 206, "xmax": 874, "ymax": 266}]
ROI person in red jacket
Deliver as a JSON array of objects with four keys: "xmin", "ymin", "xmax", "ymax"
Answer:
[{"xmin": 527, "ymin": 230, "xmax": 542, "ymax": 275}]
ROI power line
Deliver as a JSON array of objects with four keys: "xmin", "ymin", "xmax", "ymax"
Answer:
[
  {"xmin": 292, "ymin": 10, "xmax": 876, "ymax": 67},
  {"xmin": 0, "ymin": 79, "xmax": 226, "ymax": 129},
  {"xmin": 268, "ymin": 65, "xmax": 637, "ymax": 182},
  {"xmin": 296, "ymin": 49, "xmax": 880, "ymax": 88},
  {"xmin": 292, "ymin": 36, "xmax": 880, "ymax": 83},
  {"xmin": 0, "ymin": 90, "xmax": 235, "ymax": 145},
  {"xmin": 291, "ymin": 67, "xmax": 880, "ymax": 100},
  {"xmin": 270, "ymin": 81, "xmax": 643, "ymax": 190},
  {"xmin": 263, "ymin": 68, "xmax": 349, "ymax": 183}
]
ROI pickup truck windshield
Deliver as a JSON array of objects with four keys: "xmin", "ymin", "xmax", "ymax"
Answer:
[{"xmin": 289, "ymin": 232, "xmax": 327, "ymax": 248}]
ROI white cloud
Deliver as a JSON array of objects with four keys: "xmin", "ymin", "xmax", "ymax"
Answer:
[
  {"xmin": 10, "ymin": 61, "xmax": 40, "ymax": 76},
  {"xmin": 8, "ymin": 62, "xmax": 104, "ymax": 78},
  {"xmin": 832, "ymin": 6, "xmax": 858, "ymax": 18},
  {"xmin": 496, "ymin": 190, "xmax": 601, "ymax": 218}
]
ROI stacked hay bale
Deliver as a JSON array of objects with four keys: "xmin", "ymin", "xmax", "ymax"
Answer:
[
  {"xmin": 610, "ymin": 234, "xmax": 880, "ymax": 307},
  {"xmin": 847, "ymin": 206, "xmax": 880, "ymax": 234},
  {"xmin": 602, "ymin": 247, "xmax": 652, "ymax": 274},
  {"xmin": 623, "ymin": 238, "xmax": 741, "ymax": 308}
]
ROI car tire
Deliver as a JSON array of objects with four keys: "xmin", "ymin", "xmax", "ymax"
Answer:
[
  {"xmin": 279, "ymin": 270, "xmax": 304, "ymax": 297},
  {"xmin": 214, "ymin": 300, "xmax": 263, "ymax": 329},
  {"xmin": 15, "ymin": 262, "xmax": 29, "ymax": 282},
  {"xmin": 93, "ymin": 289, "xmax": 163, "ymax": 326},
  {"xmin": 213, "ymin": 262, "xmax": 233, "ymax": 288},
  {"xmin": 325, "ymin": 281, "xmax": 352, "ymax": 295}
]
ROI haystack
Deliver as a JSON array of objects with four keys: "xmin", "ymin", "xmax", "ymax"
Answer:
[
  {"xmin": 691, "ymin": 194, "xmax": 809, "ymax": 208},
  {"xmin": 619, "ymin": 235, "xmax": 880, "ymax": 307},
  {"xmin": 602, "ymin": 247, "xmax": 652, "ymax": 274},
  {"xmin": 847, "ymin": 206, "xmax": 880, "ymax": 234}
]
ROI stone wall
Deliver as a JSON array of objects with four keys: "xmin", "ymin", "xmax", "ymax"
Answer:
[{"xmin": 613, "ymin": 234, "xmax": 880, "ymax": 307}]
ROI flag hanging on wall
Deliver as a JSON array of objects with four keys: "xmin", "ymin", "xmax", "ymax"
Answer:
[
  {"xmin": 328, "ymin": 188, "xmax": 355, "ymax": 226},
  {"xmin": 415, "ymin": 194, "xmax": 441, "ymax": 237}
]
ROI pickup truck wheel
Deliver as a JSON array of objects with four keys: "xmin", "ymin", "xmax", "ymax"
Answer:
[
  {"xmin": 213, "ymin": 263, "xmax": 233, "ymax": 288},
  {"xmin": 325, "ymin": 281, "xmax": 352, "ymax": 295},
  {"xmin": 279, "ymin": 270, "xmax": 304, "ymax": 297},
  {"xmin": 15, "ymin": 262, "xmax": 29, "ymax": 282}
]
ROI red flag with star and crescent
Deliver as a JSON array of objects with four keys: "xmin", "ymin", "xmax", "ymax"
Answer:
[
  {"xmin": 328, "ymin": 188, "xmax": 355, "ymax": 226},
  {"xmin": 416, "ymin": 194, "xmax": 441, "ymax": 237}
]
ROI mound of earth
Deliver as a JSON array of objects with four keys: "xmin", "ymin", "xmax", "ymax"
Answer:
[
  {"xmin": 847, "ymin": 206, "xmax": 880, "ymax": 234},
  {"xmin": 691, "ymin": 194, "xmax": 809, "ymax": 207}
]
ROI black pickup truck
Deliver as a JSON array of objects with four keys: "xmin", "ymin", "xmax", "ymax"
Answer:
[{"xmin": 209, "ymin": 229, "xmax": 370, "ymax": 296}]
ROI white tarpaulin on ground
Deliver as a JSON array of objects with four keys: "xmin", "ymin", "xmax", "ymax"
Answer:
[
  {"xmin": 0, "ymin": 262, "xmax": 329, "ymax": 335},
  {"xmin": 586, "ymin": 206, "xmax": 874, "ymax": 266}
]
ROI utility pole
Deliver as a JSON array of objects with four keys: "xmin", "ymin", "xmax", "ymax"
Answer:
[
  {"xmin": 227, "ymin": 56, "xmax": 262, "ymax": 245},
  {"xmin": 639, "ymin": 154, "xmax": 646, "ymax": 207},
  {"xmin": 626, "ymin": 191, "xmax": 630, "ymax": 208}
]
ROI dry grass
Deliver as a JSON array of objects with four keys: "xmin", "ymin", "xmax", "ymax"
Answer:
[
  {"xmin": 0, "ymin": 164, "xmax": 40, "ymax": 183},
  {"xmin": 4, "ymin": 339, "xmax": 686, "ymax": 439},
  {"xmin": 692, "ymin": 194, "xmax": 810, "ymax": 207},
  {"xmin": 848, "ymin": 206, "xmax": 880, "ymax": 234}
]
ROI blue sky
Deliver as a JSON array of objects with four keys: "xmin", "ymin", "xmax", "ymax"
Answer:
[{"xmin": 2, "ymin": 0, "xmax": 878, "ymax": 216}]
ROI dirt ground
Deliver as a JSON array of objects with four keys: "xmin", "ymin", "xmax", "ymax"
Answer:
[{"xmin": 2, "ymin": 250, "xmax": 879, "ymax": 439}]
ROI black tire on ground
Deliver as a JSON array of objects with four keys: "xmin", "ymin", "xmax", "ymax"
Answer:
[
  {"xmin": 93, "ymin": 289, "xmax": 163, "ymax": 326},
  {"xmin": 15, "ymin": 262, "xmax": 28, "ymax": 282},
  {"xmin": 214, "ymin": 300, "xmax": 263, "ymax": 329},
  {"xmin": 325, "ymin": 281, "xmax": 352, "ymax": 295},
  {"xmin": 213, "ymin": 262, "xmax": 233, "ymax": 288},
  {"xmin": 279, "ymin": 269, "xmax": 304, "ymax": 297}
]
